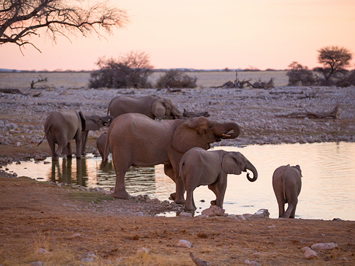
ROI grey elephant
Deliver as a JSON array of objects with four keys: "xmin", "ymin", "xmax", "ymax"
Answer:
[
  {"xmin": 104, "ymin": 113, "xmax": 240, "ymax": 203},
  {"xmin": 107, "ymin": 95, "xmax": 183, "ymax": 119},
  {"xmin": 272, "ymin": 164, "xmax": 302, "ymax": 218},
  {"xmin": 179, "ymin": 147, "xmax": 258, "ymax": 211},
  {"xmin": 81, "ymin": 115, "xmax": 112, "ymax": 155},
  {"xmin": 96, "ymin": 132, "xmax": 107, "ymax": 159},
  {"xmin": 40, "ymin": 110, "xmax": 86, "ymax": 161}
]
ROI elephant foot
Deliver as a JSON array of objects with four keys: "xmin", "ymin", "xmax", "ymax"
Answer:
[
  {"xmin": 113, "ymin": 190, "xmax": 130, "ymax": 199},
  {"xmin": 170, "ymin": 192, "xmax": 185, "ymax": 204}
]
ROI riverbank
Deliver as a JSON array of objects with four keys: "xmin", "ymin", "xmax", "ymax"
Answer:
[{"xmin": 1, "ymin": 176, "xmax": 354, "ymax": 265}]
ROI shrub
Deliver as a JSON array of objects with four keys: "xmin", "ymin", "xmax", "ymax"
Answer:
[
  {"xmin": 89, "ymin": 51, "xmax": 153, "ymax": 88},
  {"xmin": 287, "ymin": 62, "xmax": 318, "ymax": 86},
  {"xmin": 156, "ymin": 70, "xmax": 197, "ymax": 88}
]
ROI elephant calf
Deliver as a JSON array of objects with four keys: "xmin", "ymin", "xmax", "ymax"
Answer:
[
  {"xmin": 41, "ymin": 110, "xmax": 86, "ymax": 161},
  {"xmin": 272, "ymin": 164, "xmax": 302, "ymax": 218},
  {"xmin": 96, "ymin": 132, "xmax": 107, "ymax": 159},
  {"xmin": 179, "ymin": 147, "xmax": 258, "ymax": 211}
]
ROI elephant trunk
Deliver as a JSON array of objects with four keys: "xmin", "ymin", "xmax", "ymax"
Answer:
[
  {"xmin": 220, "ymin": 122, "xmax": 240, "ymax": 139},
  {"xmin": 246, "ymin": 160, "xmax": 258, "ymax": 182}
]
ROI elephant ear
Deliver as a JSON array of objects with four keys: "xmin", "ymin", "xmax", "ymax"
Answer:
[
  {"xmin": 151, "ymin": 98, "xmax": 166, "ymax": 118},
  {"xmin": 172, "ymin": 118, "xmax": 209, "ymax": 153},
  {"xmin": 221, "ymin": 152, "xmax": 242, "ymax": 175},
  {"xmin": 294, "ymin": 165, "xmax": 302, "ymax": 177},
  {"xmin": 78, "ymin": 111, "xmax": 86, "ymax": 131}
]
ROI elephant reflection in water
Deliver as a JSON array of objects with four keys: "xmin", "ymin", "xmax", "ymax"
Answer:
[{"xmin": 49, "ymin": 158, "xmax": 88, "ymax": 186}]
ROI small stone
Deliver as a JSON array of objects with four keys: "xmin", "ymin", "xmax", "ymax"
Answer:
[
  {"xmin": 179, "ymin": 212, "xmax": 193, "ymax": 217},
  {"xmin": 201, "ymin": 205, "xmax": 225, "ymax": 216},
  {"xmin": 81, "ymin": 257, "xmax": 94, "ymax": 262},
  {"xmin": 30, "ymin": 262, "xmax": 44, "ymax": 266},
  {"xmin": 302, "ymin": 247, "xmax": 318, "ymax": 259},
  {"xmin": 178, "ymin": 239, "xmax": 192, "ymax": 248},
  {"xmin": 252, "ymin": 209, "xmax": 270, "ymax": 218}
]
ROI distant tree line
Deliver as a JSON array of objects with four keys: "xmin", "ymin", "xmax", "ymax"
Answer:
[
  {"xmin": 287, "ymin": 46, "xmax": 354, "ymax": 87},
  {"xmin": 89, "ymin": 51, "xmax": 197, "ymax": 89}
]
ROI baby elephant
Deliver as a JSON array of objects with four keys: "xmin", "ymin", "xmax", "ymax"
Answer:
[
  {"xmin": 272, "ymin": 164, "xmax": 302, "ymax": 218},
  {"xmin": 96, "ymin": 132, "xmax": 107, "ymax": 159},
  {"xmin": 179, "ymin": 147, "xmax": 258, "ymax": 211}
]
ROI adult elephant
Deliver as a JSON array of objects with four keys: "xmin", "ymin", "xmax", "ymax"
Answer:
[
  {"xmin": 81, "ymin": 115, "xmax": 112, "ymax": 155},
  {"xmin": 40, "ymin": 110, "xmax": 86, "ymax": 161},
  {"xmin": 104, "ymin": 113, "xmax": 240, "ymax": 203},
  {"xmin": 272, "ymin": 164, "xmax": 302, "ymax": 218},
  {"xmin": 107, "ymin": 95, "xmax": 183, "ymax": 119},
  {"xmin": 179, "ymin": 148, "xmax": 258, "ymax": 211}
]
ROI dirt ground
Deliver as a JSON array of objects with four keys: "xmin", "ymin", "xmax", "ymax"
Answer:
[
  {"xmin": 1, "ymin": 84, "xmax": 355, "ymax": 265},
  {"xmin": 1, "ymin": 177, "xmax": 354, "ymax": 265}
]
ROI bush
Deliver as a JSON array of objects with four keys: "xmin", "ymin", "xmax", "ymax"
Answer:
[
  {"xmin": 287, "ymin": 62, "xmax": 318, "ymax": 86},
  {"xmin": 156, "ymin": 70, "xmax": 197, "ymax": 88},
  {"xmin": 89, "ymin": 51, "xmax": 153, "ymax": 89},
  {"xmin": 335, "ymin": 70, "xmax": 355, "ymax": 87}
]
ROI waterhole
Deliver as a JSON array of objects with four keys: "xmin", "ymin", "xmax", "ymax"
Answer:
[{"xmin": 6, "ymin": 142, "xmax": 355, "ymax": 220}]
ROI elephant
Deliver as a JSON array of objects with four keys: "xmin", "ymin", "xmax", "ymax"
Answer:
[
  {"xmin": 96, "ymin": 132, "xmax": 107, "ymax": 159},
  {"xmin": 107, "ymin": 95, "xmax": 183, "ymax": 119},
  {"xmin": 40, "ymin": 110, "xmax": 86, "ymax": 161},
  {"xmin": 179, "ymin": 147, "xmax": 258, "ymax": 211},
  {"xmin": 272, "ymin": 164, "xmax": 302, "ymax": 218},
  {"xmin": 104, "ymin": 113, "xmax": 241, "ymax": 202},
  {"xmin": 81, "ymin": 115, "xmax": 112, "ymax": 155}
]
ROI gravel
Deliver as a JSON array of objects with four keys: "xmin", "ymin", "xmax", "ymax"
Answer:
[{"xmin": 0, "ymin": 85, "xmax": 354, "ymax": 164}]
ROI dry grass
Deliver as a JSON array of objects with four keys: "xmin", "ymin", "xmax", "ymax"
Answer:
[{"xmin": 0, "ymin": 71, "xmax": 288, "ymax": 89}]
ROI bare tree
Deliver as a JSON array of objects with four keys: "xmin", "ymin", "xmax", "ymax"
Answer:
[
  {"xmin": 315, "ymin": 46, "xmax": 353, "ymax": 85},
  {"xmin": 0, "ymin": 0, "xmax": 128, "ymax": 52}
]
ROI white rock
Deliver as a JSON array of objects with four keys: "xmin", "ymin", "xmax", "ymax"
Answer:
[
  {"xmin": 311, "ymin": 242, "xmax": 338, "ymax": 250},
  {"xmin": 201, "ymin": 205, "xmax": 225, "ymax": 216},
  {"xmin": 178, "ymin": 239, "xmax": 192, "ymax": 248},
  {"xmin": 137, "ymin": 247, "xmax": 150, "ymax": 255}
]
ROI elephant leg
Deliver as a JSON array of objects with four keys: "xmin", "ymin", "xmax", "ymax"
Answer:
[
  {"xmin": 66, "ymin": 142, "xmax": 72, "ymax": 159},
  {"xmin": 81, "ymin": 131, "xmax": 88, "ymax": 155},
  {"xmin": 75, "ymin": 134, "xmax": 82, "ymax": 159},
  {"xmin": 47, "ymin": 136, "xmax": 58, "ymax": 161},
  {"xmin": 215, "ymin": 178, "xmax": 227, "ymax": 208},
  {"xmin": 184, "ymin": 188, "xmax": 196, "ymax": 211},
  {"xmin": 277, "ymin": 199, "xmax": 285, "ymax": 218},
  {"xmin": 164, "ymin": 163, "xmax": 185, "ymax": 204},
  {"xmin": 112, "ymin": 151, "xmax": 131, "ymax": 199},
  {"xmin": 208, "ymin": 182, "xmax": 218, "ymax": 206},
  {"xmin": 284, "ymin": 199, "xmax": 298, "ymax": 218},
  {"xmin": 290, "ymin": 204, "xmax": 297, "ymax": 218}
]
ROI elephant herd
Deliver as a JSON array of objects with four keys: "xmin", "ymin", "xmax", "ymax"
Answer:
[{"xmin": 40, "ymin": 94, "xmax": 302, "ymax": 218}]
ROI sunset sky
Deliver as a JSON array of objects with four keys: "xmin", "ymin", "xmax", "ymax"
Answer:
[{"xmin": 1, "ymin": 0, "xmax": 354, "ymax": 71}]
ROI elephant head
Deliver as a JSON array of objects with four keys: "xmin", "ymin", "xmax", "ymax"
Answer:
[
  {"xmin": 152, "ymin": 98, "xmax": 183, "ymax": 119},
  {"xmin": 172, "ymin": 116, "xmax": 240, "ymax": 153},
  {"xmin": 221, "ymin": 152, "xmax": 258, "ymax": 182},
  {"xmin": 85, "ymin": 115, "xmax": 112, "ymax": 131}
]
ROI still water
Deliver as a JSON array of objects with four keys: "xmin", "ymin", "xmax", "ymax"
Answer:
[{"xmin": 6, "ymin": 142, "xmax": 355, "ymax": 220}]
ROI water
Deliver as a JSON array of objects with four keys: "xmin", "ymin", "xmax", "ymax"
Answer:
[{"xmin": 6, "ymin": 142, "xmax": 355, "ymax": 220}]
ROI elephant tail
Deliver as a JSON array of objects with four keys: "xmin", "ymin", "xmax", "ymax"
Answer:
[
  {"xmin": 37, "ymin": 124, "xmax": 51, "ymax": 146},
  {"xmin": 37, "ymin": 135, "xmax": 45, "ymax": 146}
]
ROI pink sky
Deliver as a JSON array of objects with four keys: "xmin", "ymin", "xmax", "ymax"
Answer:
[{"xmin": 1, "ymin": 0, "xmax": 354, "ymax": 71}]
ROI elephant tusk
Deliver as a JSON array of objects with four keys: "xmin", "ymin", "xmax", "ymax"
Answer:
[{"xmin": 222, "ymin": 134, "xmax": 231, "ymax": 138}]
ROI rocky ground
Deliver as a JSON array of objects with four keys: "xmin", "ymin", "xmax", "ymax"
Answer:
[
  {"xmin": 0, "ymin": 85, "xmax": 354, "ymax": 164},
  {"xmin": 0, "ymin": 86, "xmax": 355, "ymax": 265}
]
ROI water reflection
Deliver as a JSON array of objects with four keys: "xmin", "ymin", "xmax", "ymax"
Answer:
[{"xmin": 5, "ymin": 142, "xmax": 355, "ymax": 220}]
